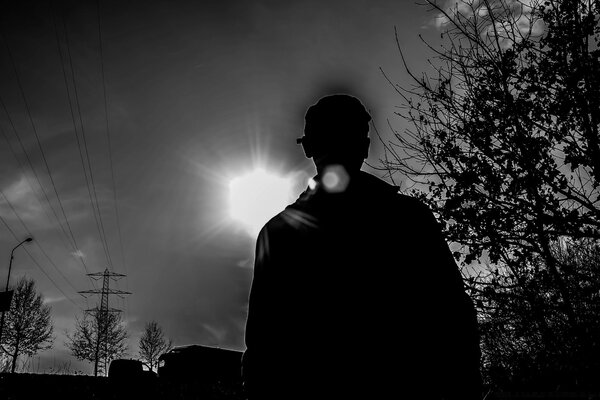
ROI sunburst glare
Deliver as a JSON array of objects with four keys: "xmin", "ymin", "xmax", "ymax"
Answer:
[{"xmin": 229, "ymin": 168, "xmax": 294, "ymax": 236}]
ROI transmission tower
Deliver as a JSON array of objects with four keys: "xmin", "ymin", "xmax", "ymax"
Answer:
[{"xmin": 79, "ymin": 268, "xmax": 131, "ymax": 376}]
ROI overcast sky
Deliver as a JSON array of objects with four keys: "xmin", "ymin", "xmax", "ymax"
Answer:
[{"xmin": 0, "ymin": 0, "xmax": 444, "ymax": 373}]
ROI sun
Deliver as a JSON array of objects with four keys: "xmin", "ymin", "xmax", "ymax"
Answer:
[{"xmin": 229, "ymin": 168, "xmax": 294, "ymax": 235}]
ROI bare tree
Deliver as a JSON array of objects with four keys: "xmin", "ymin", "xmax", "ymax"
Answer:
[
  {"xmin": 139, "ymin": 320, "xmax": 173, "ymax": 372},
  {"xmin": 382, "ymin": 0, "xmax": 600, "ymax": 389},
  {"xmin": 0, "ymin": 277, "xmax": 53, "ymax": 373},
  {"xmin": 66, "ymin": 310, "xmax": 128, "ymax": 376}
]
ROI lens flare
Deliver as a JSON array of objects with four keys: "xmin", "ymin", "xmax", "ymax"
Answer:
[{"xmin": 322, "ymin": 164, "xmax": 349, "ymax": 193}]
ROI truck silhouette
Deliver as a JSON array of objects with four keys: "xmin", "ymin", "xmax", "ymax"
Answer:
[{"xmin": 108, "ymin": 358, "xmax": 157, "ymax": 380}]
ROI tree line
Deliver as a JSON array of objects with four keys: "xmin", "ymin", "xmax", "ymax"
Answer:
[{"xmin": 0, "ymin": 276, "xmax": 172, "ymax": 375}]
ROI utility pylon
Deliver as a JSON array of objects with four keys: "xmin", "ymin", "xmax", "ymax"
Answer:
[{"xmin": 79, "ymin": 268, "xmax": 131, "ymax": 376}]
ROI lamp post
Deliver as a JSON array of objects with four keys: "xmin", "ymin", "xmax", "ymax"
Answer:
[{"xmin": 0, "ymin": 237, "xmax": 33, "ymax": 346}]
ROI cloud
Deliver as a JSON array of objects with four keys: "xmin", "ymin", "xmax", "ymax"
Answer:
[
  {"xmin": 431, "ymin": 0, "xmax": 480, "ymax": 29},
  {"xmin": 43, "ymin": 296, "xmax": 66, "ymax": 305},
  {"xmin": 432, "ymin": 0, "xmax": 545, "ymax": 46},
  {"xmin": 71, "ymin": 250, "xmax": 86, "ymax": 259},
  {"xmin": 0, "ymin": 175, "xmax": 46, "ymax": 222},
  {"xmin": 0, "ymin": 173, "xmax": 96, "ymax": 231}
]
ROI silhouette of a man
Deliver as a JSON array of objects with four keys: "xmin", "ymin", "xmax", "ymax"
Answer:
[{"xmin": 243, "ymin": 94, "xmax": 482, "ymax": 400}]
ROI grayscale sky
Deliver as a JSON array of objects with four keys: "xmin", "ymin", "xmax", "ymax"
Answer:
[{"xmin": 0, "ymin": 0, "xmax": 445, "ymax": 373}]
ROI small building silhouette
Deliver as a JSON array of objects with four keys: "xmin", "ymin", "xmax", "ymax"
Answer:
[{"xmin": 158, "ymin": 344, "xmax": 242, "ymax": 383}]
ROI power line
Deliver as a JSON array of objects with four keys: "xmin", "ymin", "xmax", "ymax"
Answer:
[
  {"xmin": 0, "ymin": 96, "xmax": 72, "ymax": 247},
  {"xmin": 58, "ymin": 14, "xmax": 115, "ymax": 273},
  {"xmin": 49, "ymin": 3, "xmax": 113, "ymax": 279},
  {"xmin": 0, "ymin": 214, "xmax": 80, "ymax": 308},
  {"xmin": 0, "ymin": 96, "xmax": 97, "ymax": 284},
  {"xmin": 0, "ymin": 29, "xmax": 92, "ymax": 276},
  {"xmin": 1, "ymin": 127, "xmax": 93, "ymax": 311},
  {"xmin": 96, "ymin": 2, "xmax": 126, "ymax": 268},
  {"xmin": 0, "ymin": 31, "xmax": 76, "ymax": 248},
  {"xmin": 0, "ymin": 125, "xmax": 96, "ymax": 305},
  {"xmin": 22, "ymin": 248, "xmax": 80, "ymax": 309},
  {"xmin": 96, "ymin": 0, "xmax": 129, "ymax": 318},
  {"xmin": 0, "ymin": 124, "xmax": 76, "ymax": 255},
  {"xmin": 0, "ymin": 188, "xmax": 81, "ymax": 295}
]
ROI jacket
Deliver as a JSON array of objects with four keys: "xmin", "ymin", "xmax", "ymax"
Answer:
[{"xmin": 243, "ymin": 170, "xmax": 482, "ymax": 399}]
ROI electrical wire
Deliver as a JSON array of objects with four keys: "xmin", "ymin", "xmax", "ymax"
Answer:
[
  {"xmin": 0, "ymin": 214, "xmax": 80, "ymax": 308},
  {"xmin": 0, "ymin": 189, "xmax": 81, "ymax": 295},
  {"xmin": 0, "ymin": 95, "xmax": 73, "ymax": 249},
  {"xmin": 0, "ymin": 29, "xmax": 92, "ymax": 277},
  {"xmin": 96, "ymin": 0, "xmax": 126, "ymax": 275},
  {"xmin": 95, "ymin": 0, "xmax": 130, "ymax": 320},
  {"xmin": 0, "ymin": 125, "xmax": 96, "ymax": 305},
  {"xmin": 0, "ymin": 124, "xmax": 76, "ymax": 256},
  {"xmin": 49, "ymin": 3, "xmax": 113, "ymax": 281},
  {"xmin": 59, "ymin": 16, "xmax": 115, "ymax": 273}
]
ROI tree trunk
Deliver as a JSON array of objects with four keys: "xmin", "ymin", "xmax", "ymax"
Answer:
[{"xmin": 11, "ymin": 336, "xmax": 19, "ymax": 373}]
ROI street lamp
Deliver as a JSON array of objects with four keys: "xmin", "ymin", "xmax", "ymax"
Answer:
[
  {"xmin": 5, "ymin": 237, "xmax": 33, "ymax": 292},
  {"xmin": 0, "ymin": 237, "xmax": 33, "ymax": 347}
]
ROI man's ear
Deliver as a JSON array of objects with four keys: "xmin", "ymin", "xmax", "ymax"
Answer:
[{"xmin": 301, "ymin": 136, "xmax": 314, "ymax": 158}]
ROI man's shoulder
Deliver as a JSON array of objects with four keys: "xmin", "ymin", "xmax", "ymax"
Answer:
[
  {"xmin": 257, "ymin": 206, "xmax": 317, "ymax": 238},
  {"xmin": 257, "ymin": 172, "xmax": 435, "ymax": 234},
  {"xmin": 395, "ymin": 193, "xmax": 440, "ymax": 226},
  {"xmin": 394, "ymin": 192, "xmax": 431, "ymax": 213}
]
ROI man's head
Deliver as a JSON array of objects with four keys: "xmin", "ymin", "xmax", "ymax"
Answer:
[{"xmin": 298, "ymin": 94, "xmax": 371, "ymax": 175}]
